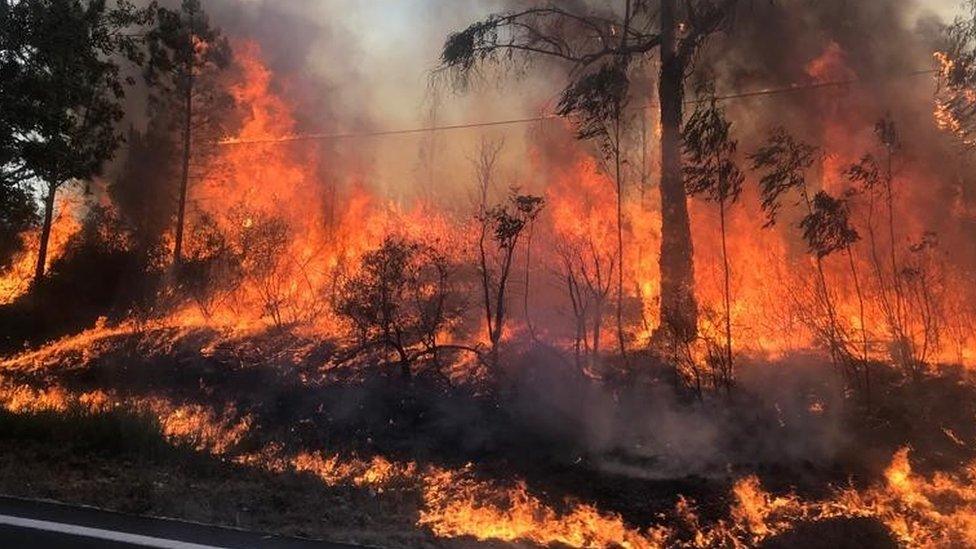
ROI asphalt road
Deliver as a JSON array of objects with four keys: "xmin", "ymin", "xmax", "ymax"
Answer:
[{"xmin": 0, "ymin": 496, "xmax": 363, "ymax": 548}]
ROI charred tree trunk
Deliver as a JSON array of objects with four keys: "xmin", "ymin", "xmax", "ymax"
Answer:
[
  {"xmin": 173, "ymin": 16, "xmax": 195, "ymax": 266},
  {"xmin": 614, "ymin": 105, "xmax": 627, "ymax": 361},
  {"xmin": 33, "ymin": 182, "xmax": 58, "ymax": 284},
  {"xmin": 398, "ymin": 352, "xmax": 412, "ymax": 380},
  {"xmin": 614, "ymin": 0, "xmax": 632, "ymax": 362},
  {"xmin": 657, "ymin": 0, "xmax": 698, "ymax": 341},
  {"xmin": 847, "ymin": 245, "xmax": 870, "ymax": 402}
]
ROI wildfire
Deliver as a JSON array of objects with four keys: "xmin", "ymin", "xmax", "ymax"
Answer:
[
  {"xmin": 5, "ymin": 14, "xmax": 976, "ymax": 549},
  {"xmin": 419, "ymin": 467, "xmax": 670, "ymax": 548},
  {"xmin": 0, "ymin": 190, "xmax": 85, "ymax": 305},
  {"xmin": 3, "ymin": 320, "xmax": 976, "ymax": 548}
]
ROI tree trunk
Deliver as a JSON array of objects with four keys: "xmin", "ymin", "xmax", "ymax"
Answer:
[
  {"xmin": 34, "ymin": 182, "xmax": 58, "ymax": 284},
  {"xmin": 719, "ymin": 196, "xmax": 733, "ymax": 391},
  {"xmin": 614, "ymin": 107, "xmax": 627, "ymax": 360},
  {"xmin": 173, "ymin": 31, "xmax": 195, "ymax": 266},
  {"xmin": 657, "ymin": 0, "xmax": 697, "ymax": 340},
  {"xmin": 847, "ymin": 246, "xmax": 870, "ymax": 402}
]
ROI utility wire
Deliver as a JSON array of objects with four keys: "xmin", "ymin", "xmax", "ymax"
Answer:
[{"xmin": 216, "ymin": 68, "xmax": 938, "ymax": 146}]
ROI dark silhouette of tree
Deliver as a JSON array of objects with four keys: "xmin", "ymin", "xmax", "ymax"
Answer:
[
  {"xmin": 558, "ymin": 228, "xmax": 616, "ymax": 373},
  {"xmin": 109, "ymin": 118, "xmax": 178, "ymax": 262},
  {"xmin": 847, "ymin": 117, "xmax": 931, "ymax": 383},
  {"xmin": 0, "ymin": 0, "xmax": 153, "ymax": 283},
  {"xmin": 682, "ymin": 90, "xmax": 743, "ymax": 391},
  {"xmin": 439, "ymin": 0, "xmax": 739, "ymax": 344},
  {"xmin": 144, "ymin": 0, "xmax": 231, "ymax": 266},
  {"xmin": 800, "ymin": 191, "xmax": 871, "ymax": 390},
  {"xmin": 335, "ymin": 236, "xmax": 462, "ymax": 380},
  {"xmin": 478, "ymin": 187, "xmax": 544, "ymax": 366},
  {"xmin": 800, "ymin": 191, "xmax": 859, "ymax": 260},
  {"xmin": 800, "ymin": 188, "xmax": 869, "ymax": 394}
]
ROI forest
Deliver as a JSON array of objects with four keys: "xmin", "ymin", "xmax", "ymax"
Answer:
[{"xmin": 2, "ymin": 0, "xmax": 976, "ymax": 547}]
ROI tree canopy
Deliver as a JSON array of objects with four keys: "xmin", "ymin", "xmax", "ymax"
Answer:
[{"xmin": 0, "ymin": 0, "xmax": 154, "ymax": 279}]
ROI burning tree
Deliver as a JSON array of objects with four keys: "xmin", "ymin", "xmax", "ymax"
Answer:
[
  {"xmin": 439, "ymin": 0, "xmax": 740, "ymax": 344},
  {"xmin": 178, "ymin": 213, "xmax": 241, "ymax": 320},
  {"xmin": 235, "ymin": 212, "xmax": 292, "ymax": 328},
  {"xmin": 682, "ymin": 89, "xmax": 743, "ymax": 391},
  {"xmin": 469, "ymin": 138, "xmax": 545, "ymax": 366},
  {"xmin": 143, "ymin": 0, "xmax": 232, "ymax": 266}
]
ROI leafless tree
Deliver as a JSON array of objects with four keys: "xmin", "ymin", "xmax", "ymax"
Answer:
[{"xmin": 558, "ymin": 236, "xmax": 616, "ymax": 373}]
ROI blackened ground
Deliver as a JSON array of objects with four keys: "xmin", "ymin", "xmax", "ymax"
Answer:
[{"xmin": 2, "ymin": 324, "xmax": 973, "ymax": 544}]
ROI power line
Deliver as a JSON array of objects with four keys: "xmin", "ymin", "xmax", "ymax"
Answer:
[{"xmin": 216, "ymin": 68, "xmax": 938, "ymax": 146}]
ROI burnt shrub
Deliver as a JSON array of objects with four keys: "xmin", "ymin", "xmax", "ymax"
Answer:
[{"xmin": 334, "ymin": 235, "xmax": 466, "ymax": 379}]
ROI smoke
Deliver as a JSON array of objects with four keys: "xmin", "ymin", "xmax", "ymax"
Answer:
[{"xmin": 501, "ymin": 343, "xmax": 850, "ymax": 479}]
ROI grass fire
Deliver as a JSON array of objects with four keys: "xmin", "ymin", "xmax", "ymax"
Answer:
[{"xmin": 3, "ymin": 0, "xmax": 976, "ymax": 547}]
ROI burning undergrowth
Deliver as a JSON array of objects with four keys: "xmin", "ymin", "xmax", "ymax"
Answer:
[{"xmin": 0, "ymin": 323, "xmax": 975, "ymax": 547}]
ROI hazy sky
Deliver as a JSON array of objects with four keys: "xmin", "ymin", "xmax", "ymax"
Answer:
[
  {"xmin": 231, "ymin": 0, "xmax": 970, "ymax": 130},
  {"xmin": 215, "ymin": 0, "xmax": 972, "ymax": 200}
]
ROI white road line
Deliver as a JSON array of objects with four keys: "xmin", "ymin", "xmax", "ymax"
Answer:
[{"xmin": 0, "ymin": 513, "xmax": 230, "ymax": 548}]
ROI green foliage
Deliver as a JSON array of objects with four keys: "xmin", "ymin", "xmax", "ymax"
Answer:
[{"xmin": 0, "ymin": 0, "xmax": 153, "ymax": 188}]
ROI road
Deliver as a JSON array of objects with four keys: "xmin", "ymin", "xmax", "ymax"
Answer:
[{"xmin": 0, "ymin": 496, "xmax": 362, "ymax": 548}]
